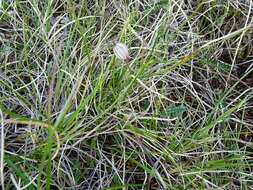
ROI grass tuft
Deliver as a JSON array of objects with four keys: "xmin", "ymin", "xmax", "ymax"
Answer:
[{"xmin": 1, "ymin": 0, "xmax": 253, "ymax": 189}]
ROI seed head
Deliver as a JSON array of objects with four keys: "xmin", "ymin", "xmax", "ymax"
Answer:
[{"xmin": 113, "ymin": 42, "xmax": 131, "ymax": 61}]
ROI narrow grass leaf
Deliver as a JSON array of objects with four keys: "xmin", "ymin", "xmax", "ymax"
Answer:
[{"xmin": 160, "ymin": 105, "xmax": 185, "ymax": 117}]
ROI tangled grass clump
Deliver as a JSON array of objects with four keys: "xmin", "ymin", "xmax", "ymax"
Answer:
[{"xmin": 0, "ymin": 0, "xmax": 253, "ymax": 189}]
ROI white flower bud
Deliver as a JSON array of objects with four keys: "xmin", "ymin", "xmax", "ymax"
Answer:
[{"xmin": 113, "ymin": 42, "xmax": 131, "ymax": 61}]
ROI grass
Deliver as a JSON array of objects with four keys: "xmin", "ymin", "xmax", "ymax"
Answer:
[{"xmin": 0, "ymin": 0, "xmax": 253, "ymax": 189}]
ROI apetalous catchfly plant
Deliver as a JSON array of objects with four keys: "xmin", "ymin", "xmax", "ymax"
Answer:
[{"xmin": 113, "ymin": 42, "xmax": 131, "ymax": 61}]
